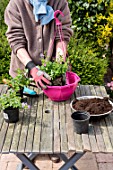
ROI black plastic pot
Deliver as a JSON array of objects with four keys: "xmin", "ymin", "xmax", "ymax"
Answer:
[
  {"xmin": 3, "ymin": 107, "xmax": 19, "ymax": 123},
  {"xmin": 71, "ymin": 111, "xmax": 90, "ymax": 134}
]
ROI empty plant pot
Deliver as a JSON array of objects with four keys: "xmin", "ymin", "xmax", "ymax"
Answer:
[
  {"xmin": 71, "ymin": 111, "xmax": 90, "ymax": 134},
  {"xmin": 43, "ymin": 71, "xmax": 80, "ymax": 101}
]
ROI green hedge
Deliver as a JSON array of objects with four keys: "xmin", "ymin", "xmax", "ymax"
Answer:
[
  {"xmin": 68, "ymin": 35, "xmax": 109, "ymax": 85},
  {"xmin": 68, "ymin": 0, "xmax": 113, "ymax": 49},
  {"xmin": 0, "ymin": 0, "xmax": 112, "ymax": 85},
  {"xmin": 0, "ymin": 0, "xmax": 11, "ymax": 83}
]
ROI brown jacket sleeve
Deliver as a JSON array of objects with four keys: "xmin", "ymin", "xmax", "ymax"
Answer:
[{"xmin": 4, "ymin": 1, "xmax": 27, "ymax": 54}]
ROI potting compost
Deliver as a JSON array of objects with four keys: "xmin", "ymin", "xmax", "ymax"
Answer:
[{"xmin": 72, "ymin": 97, "xmax": 112, "ymax": 115}]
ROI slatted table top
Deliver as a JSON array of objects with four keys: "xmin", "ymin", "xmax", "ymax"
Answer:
[{"xmin": 0, "ymin": 84, "xmax": 113, "ymax": 154}]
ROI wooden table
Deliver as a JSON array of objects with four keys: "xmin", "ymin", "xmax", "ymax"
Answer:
[{"xmin": 0, "ymin": 84, "xmax": 113, "ymax": 170}]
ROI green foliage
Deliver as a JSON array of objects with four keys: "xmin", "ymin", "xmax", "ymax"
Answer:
[
  {"xmin": 0, "ymin": 69, "xmax": 31, "ymax": 110},
  {"xmin": 0, "ymin": 0, "xmax": 11, "ymax": 83},
  {"xmin": 0, "ymin": 0, "xmax": 112, "ymax": 86},
  {"xmin": 0, "ymin": 89, "xmax": 22, "ymax": 110},
  {"xmin": 68, "ymin": 35, "xmax": 109, "ymax": 85},
  {"xmin": 68, "ymin": 0, "xmax": 113, "ymax": 48},
  {"xmin": 3, "ymin": 69, "xmax": 31, "ymax": 92},
  {"xmin": 0, "ymin": 88, "xmax": 30, "ymax": 110},
  {"xmin": 40, "ymin": 58, "xmax": 68, "ymax": 80}
]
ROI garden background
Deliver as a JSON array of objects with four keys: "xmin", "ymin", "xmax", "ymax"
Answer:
[{"xmin": 0, "ymin": 0, "xmax": 113, "ymax": 86}]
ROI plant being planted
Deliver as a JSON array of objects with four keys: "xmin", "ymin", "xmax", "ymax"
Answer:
[
  {"xmin": 39, "ymin": 58, "xmax": 80, "ymax": 101},
  {"xmin": 40, "ymin": 58, "xmax": 69, "ymax": 86}
]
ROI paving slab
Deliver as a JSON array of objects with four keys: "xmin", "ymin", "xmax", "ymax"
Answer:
[
  {"xmin": 0, "ymin": 152, "xmax": 113, "ymax": 170},
  {"xmin": 98, "ymin": 163, "xmax": 113, "ymax": 170},
  {"xmin": 0, "ymin": 162, "xmax": 8, "ymax": 170},
  {"xmin": 0, "ymin": 154, "xmax": 21, "ymax": 163},
  {"xmin": 76, "ymin": 152, "xmax": 98, "ymax": 170},
  {"xmin": 96, "ymin": 153, "xmax": 113, "ymax": 163}
]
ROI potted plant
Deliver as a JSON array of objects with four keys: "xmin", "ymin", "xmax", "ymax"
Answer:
[
  {"xmin": 0, "ymin": 88, "xmax": 30, "ymax": 123},
  {"xmin": 1, "ymin": 69, "xmax": 31, "ymax": 123},
  {"xmin": 39, "ymin": 58, "xmax": 80, "ymax": 101}
]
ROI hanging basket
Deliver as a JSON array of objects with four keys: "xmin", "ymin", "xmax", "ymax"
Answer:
[
  {"xmin": 43, "ymin": 71, "xmax": 80, "ymax": 101},
  {"xmin": 3, "ymin": 107, "xmax": 19, "ymax": 123}
]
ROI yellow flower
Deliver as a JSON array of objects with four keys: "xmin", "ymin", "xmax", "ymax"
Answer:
[{"xmin": 97, "ymin": 0, "xmax": 103, "ymax": 4}]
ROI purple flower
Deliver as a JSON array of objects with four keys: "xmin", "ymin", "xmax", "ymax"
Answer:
[
  {"xmin": 22, "ymin": 102, "xmax": 25, "ymax": 108},
  {"xmin": 28, "ymin": 105, "xmax": 31, "ymax": 109},
  {"xmin": 21, "ymin": 102, "xmax": 30, "ymax": 109}
]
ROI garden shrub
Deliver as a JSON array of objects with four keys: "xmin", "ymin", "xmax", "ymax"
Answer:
[
  {"xmin": 68, "ymin": 0, "xmax": 113, "ymax": 49},
  {"xmin": 0, "ymin": 0, "xmax": 11, "ymax": 83},
  {"xmin": 68, "ymin": 35, "xmax": 109, "ymax": 85},
  {"xmin": 0, "ymin": 0, "xmax": 112, "ymax": 85}
]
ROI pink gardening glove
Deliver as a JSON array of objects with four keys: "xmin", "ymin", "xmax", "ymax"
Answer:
[{"xmin": 30, "ymin": 67, "xmax": 51, "ymax": 89}]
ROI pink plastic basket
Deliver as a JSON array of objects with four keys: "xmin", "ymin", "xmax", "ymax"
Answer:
[{"xmin": 43, "ymin": 71, "xmax": 80, "ymax": 101}]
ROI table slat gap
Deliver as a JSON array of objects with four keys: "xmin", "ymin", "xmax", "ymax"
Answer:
[
  {"xmin": 75, "ymin": 86, "xmax": 81, "ymax": 97},
  {"xmin": 88, "ymin": 124, "xmax": 99, "ymax": 152},
  {"xmin": 104, "ymin": 116, "xmax": 113, "ymax": 149},
  {"xmin": 92, "ymin": 121, "xmax": 106, "ymax": 152},
  {"xmin": 89, "ymin": 85, "xmax": 97, "ymax": 96},
  {"xmin": 17, "ymin": 97, "xmax": 31, "ymax": 152},
  {"xmin": 0, "ymin": 111, "xmax": 4, "ymax": 131},
  {"xmin": 74, "ymin": 133, "xmax": 83, "ymax": 152},
  {"xmin": 0, "ymin": 121, "xmax": 9, "ymax": 152},
  {"xmin": 94, "ymin": 85, "xmax": 103, "ymax": 96},
  {"xmin": 40, "ymin": 95, "xmax": 53, "ymax": 153},
  {"xmin": 25, "ymin": 97, "xmax": 38, "ymax": 152},
  {"xmin": 10, "ymin": 109, "xmax": 24, "ymax": 152},
  {"xmin": 53, "ymin": 102, "xmax": 61, "ymax": 153},
  {"xmin": 99, "ymin": 86, "xmax": 109, "ymax": 97},
  {"xmin": 2, "ymin": 122, "xmax": 15, "ymax": 153},
  {"xmin": 32, "ymin": 94, "xmax": 44, "ymax": 152},
  {"xmin": 65, "ymin": 99, "xmax": 76, "ymax": 151},
  {"xmin": 84, "ymin": 85, "xmax": 92, "ymax": 96},
  {"xmin": 79, "ymin": 85, "xmax": 86, "ymax": 96},
  {"xmin": 82, "ymin": 134, "xmax": 91, "ymax": 152},
  {"xmin": 59, "ymin": 102, "xmax": 68, "ymax": 153},
  {"xmin": 100, "ymin": 119, "xmax": 113, "ymax": 152}
]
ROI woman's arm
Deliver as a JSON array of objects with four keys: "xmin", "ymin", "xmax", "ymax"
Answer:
[{"xmin": 17, "ymin": 48, "xmax": 32, "ymax": 66}]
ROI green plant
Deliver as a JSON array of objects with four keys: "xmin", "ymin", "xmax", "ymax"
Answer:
[
  {"xmin": 0, "ymin": 0, "xmax": 11, "ymax": 83},
  {"xmin": 0, "ymin": 89, "xmax": 30, "ymax": 110},
  {"xmin": 68, "ymin": 35, "xmax": 109, "ymax": 85},
  {"xmin": 3, "ymin": 69, "xmax": 31, "ymax": 92},
  {"xmin": 68, "ymin": 0, "xmax": 113, "ymax": 49},
  {"xmin": 40, "ymin": 58, "xmax": 68, "ymax": 80},
  {"xmin": 0, "ymin": 69, "xmax": 31, "ymax": 110}
]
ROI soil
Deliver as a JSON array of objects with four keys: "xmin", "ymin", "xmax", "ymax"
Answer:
[
  {"xmin": 52, "ymin": 74, "xmax": 66, "ymax": 86},
  {"xmin": 72, "ymin": 97, "xmax": 112, "ymax": 115}
]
